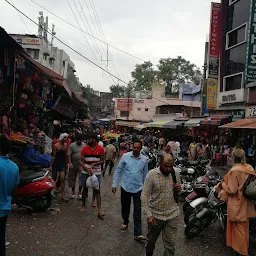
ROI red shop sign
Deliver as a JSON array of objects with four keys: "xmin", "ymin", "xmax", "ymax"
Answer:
[{"xmin": 209, "ymin": 3, "xmax": 221, "ymax": 58}]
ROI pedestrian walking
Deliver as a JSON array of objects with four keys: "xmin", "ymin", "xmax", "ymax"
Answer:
[
  {"xmin": 112, "ymin": 140, "xmax": 148, "ymax": 241},
  {"xmin": 103, "ymin": 139, "xmax": 116, "ymax": 176},
  {"xmin": 141, "ymin": 154, "xmax": 182, "ymax": 256},
  {"xmin": 68, "ymin": 134, "xmax": 86, "ymax": 199},
  {"xmin": 217, "ymin": 148, "xmax": 256, "ymax": 256},
  {"xmin": 49, "ymin": 133, "xmax": 69, "ymax": 202},
  {"xmin": 0, "ymin": 136, "xmax": 19, "ymax": 256},
  {"xmin": 79, "ymin": 134, "xmax": 105, "ymax": 219}
]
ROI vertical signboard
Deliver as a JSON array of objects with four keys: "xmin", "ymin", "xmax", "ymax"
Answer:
[
  {"xmin": 206, "ymin": 78, "xmax": 217, "ymax": 109},
  {"xmin": 208, "ymin": 2, "xmax": 221, "ymax": 78},
  {"xmin": 245, "ymin": 0, "xmax": 256, "ymax": 84}
]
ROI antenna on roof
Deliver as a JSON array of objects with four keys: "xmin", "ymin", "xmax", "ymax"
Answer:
[{"xmin": 38, "ymin": 11, "xmax": 44, "ymax": 38}]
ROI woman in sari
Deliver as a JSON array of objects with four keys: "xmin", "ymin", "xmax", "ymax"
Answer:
[{"xmin": 217, "ymin": 148, "xmax": 256, "ymax": 256}]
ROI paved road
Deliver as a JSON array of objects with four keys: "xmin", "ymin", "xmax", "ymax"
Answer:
[{"xmin": 5, "ymin": 166, "xmax": 256, "ymax": 256}]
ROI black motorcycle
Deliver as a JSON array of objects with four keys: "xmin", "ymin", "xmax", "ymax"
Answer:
[
  {"xmin": 185, "ymin": 187, "xmax": 256, "ymax": 238},
  {"xmin": 185, "ymin": 187, "xmax": 226, "ymax": 239}
]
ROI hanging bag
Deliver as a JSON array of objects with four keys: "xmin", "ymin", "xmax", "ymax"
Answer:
[{"xmin": 243, "ymin": 174, "xmax": 256, "ymax": 200}]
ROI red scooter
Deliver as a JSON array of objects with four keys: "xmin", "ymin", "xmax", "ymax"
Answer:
[{"xmin": 13, "ymin": 168, "xmax": 55, "ymax": 213}]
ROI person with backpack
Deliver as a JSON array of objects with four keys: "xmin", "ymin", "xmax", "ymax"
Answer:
[
  {"xmin": 217, "ymin": 148, "xmax": 256, "ymax": 256},
  {"xmin": 141, "ymin": 154, "xmax": 182, "ymax": 256}
]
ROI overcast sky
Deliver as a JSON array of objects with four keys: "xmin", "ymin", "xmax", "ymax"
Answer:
[{"xmin": 1, "ymin": 0, "xmax": 217, "ymax": 92}]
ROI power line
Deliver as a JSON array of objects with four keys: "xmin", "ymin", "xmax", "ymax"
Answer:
[
  {"xmin": 4, "ymin": 0, "xmax": 184, "ymax": 108},
  {"xmin": 66, "ymin": 0, "xmax": 99, "ymax": 64},
  {"xmin": 11, "ymin": 0, "xmax": 31, "ymax": 34},
  {"xmin": 4, "ymin": 0, "xmax": 123, "ymax": 84},
  {"xmin": 87, "ymin": 0, "xmax": 120, "ymax": 79},
  {"xmin": 30, "ymin": 0, "xmax": 146, "ymax": 63},
  {"xmin": 76, "ymin": 0, "xmax": 116, "ymax": 84}
]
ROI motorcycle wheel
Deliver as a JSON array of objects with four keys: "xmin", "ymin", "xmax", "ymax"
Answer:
[
  {"xmin": 185, "ymin": 214, "xmax": 212, "ymax": 238},
  {"xmin": 32, "ymin": 193, "xmax": 52, "ymax": 213},
  {"xmin": 184, "ymin": 203, "xmax": 207, "ymax": 225},
  {"xmin": 183, "ymin": 202, "xmax": 191, "ymax": 213}
]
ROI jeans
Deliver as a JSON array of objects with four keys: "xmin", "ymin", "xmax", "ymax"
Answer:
[
  {"xmin": 121, "ymin": 187, "xmax": 142, "ymax": 237},
  {"xmin": 0, "ymin": 216, "xmax": 8, "ymax": 256},
  {"xmin": 146, "ymin": 217, "xmax": 178, "ymax": 256}
]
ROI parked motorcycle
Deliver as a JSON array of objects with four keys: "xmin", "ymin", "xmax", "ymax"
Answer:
[
  {"xmin": 183, "ymin": 166, "xmax": 221, "ymax": 223},
  {"xmin": 141, "ymin": 147, "xmax": 159, "ymax": 170},
  {"xmin": 13, "ymin": 168, "xmax": 54, "ymax": 213},
  {"xmin": 185, "ymin": 186, "xmax": 226, "ymax": 238},
  {"xmin": 185, "ymin": 187, "xmax": 256, "ymax": 238},
  {"xmin": 178, "ymin": 160, "xmax": 211, "ymax": 199}
]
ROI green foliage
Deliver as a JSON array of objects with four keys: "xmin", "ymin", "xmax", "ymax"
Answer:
[
  {"xmin": 131, "ymin": 61, "xmax": 158, "ymax": 91},
  {"xmin": 128, "ymin": 57, "xmax": 202, "ymax": 93},
  {"xmin": 157, "ymin": 56, "xmax": 202, "ymax": 92},
  {"xmin": 109, "ymin": 84, "xmax": 127, "ymax": 98}
]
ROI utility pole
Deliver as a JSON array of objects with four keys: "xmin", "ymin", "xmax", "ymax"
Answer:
[
  {"xmin": 101, "ymin": 45, "xmax": 111, "ymax": 78},
  {"xmin": 126, "ymin": 86, "xmax": 131, "ymax": 121}
]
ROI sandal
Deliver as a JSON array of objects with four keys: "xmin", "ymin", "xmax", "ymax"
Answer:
[
  {"xmin": 134, "ymin": 235, "xmax": 146, "ymax": 241},
  {"xmin": 61, "ymin": 197, "xmax": 69, "ymax": 202},
  {"xmin": 79, "ymin": 206, "xmax": 85, "ymax": 213},
  {"xmin": 121, "ymin": 224, "xmax": 128, "ymax": 230},
  {"xmin": 91, "ymin": 202, "xmax": 97, "ymax": 207},
  {"xmin": 97, "ymin": 213, "xmax": 105, "ymax": 220}
]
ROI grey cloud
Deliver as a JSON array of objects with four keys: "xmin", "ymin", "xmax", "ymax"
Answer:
[{"xmin": 1, "ymin": 0, "xmax": 215, "ymax": 91}]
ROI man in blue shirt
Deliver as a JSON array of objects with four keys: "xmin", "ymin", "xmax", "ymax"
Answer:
[
  {"xmin": 112, "ymin": 140, "xmax": 148, "ymax": 241},
  {"xmin": 0, "ymin": 136, "xmax": 19, "ymax": 256}
]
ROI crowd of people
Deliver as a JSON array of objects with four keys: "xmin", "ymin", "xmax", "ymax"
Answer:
[{"xmin": 0, "ymin": 129, "xmax": 256, "ymax": 256}]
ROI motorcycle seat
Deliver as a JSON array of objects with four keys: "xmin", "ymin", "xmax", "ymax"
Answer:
[
  {"xmin": 188, "ymin": 161, "xmax": 199, "ymax": 166},
  {"xmin": 19, "ymin": 170, "xmax": 46, "ymax": 187},
  {"xmin": 208, "ymin": 180, "xmax": 218, "ymax": 187}
]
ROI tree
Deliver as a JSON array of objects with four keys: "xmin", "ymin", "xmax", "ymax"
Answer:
[
  {"xmin": 109, "ymin": 84, "xmax": 127, "ymax": 98},
  {"xmin": 131, "ymin": 61, "xmax": 158, "ymax": 91},
  {"xmin": 157, "ymin": 56, "xmax": 202, "ymax": 92}
]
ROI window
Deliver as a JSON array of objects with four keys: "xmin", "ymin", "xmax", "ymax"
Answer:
[
  {"xmin": 145, "ymin": 108, "xmax": 149, "ymax": 112},
  {"xmin": 229, "ymin": 0, "xmax": 238, "ymax": 5},
  {"xmin": 226, "ymin": 0, "xmax": 250, "ymax": 30},
  {"xmin": 43, "ymin": 53, "xmax": 47, "ymax": 60},
  {"xmin": 120, "ymin": 111, "xmax": 129, "ymax": 117},
  {"xmin": 33, "ymin": 50, "xmax": 39, "ymax": 60},
  {"xmin": 226, "ymin": 23, "xmax": 246, "ymax": 49},
  {"xmin": 224, "ymin": 72, "xmax": 243, "ymax": 91},
  {"xmin": 137, "ymin": 108, "xmax": 141, "ymax": 111},
  {"xmin": 26, "ymin": 48, "xmax": 32, "ymax": 55},
  {"xmin": 224, "ymin": 43, "xmax": 246, "ymax": 76}
]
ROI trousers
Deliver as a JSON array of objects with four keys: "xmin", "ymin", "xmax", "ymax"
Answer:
[
  {"xmin": 146, "ymin": 217, "xmax": 178, "ymax": 256},
  {"xmin": 121, "ymin": 187, "xmax": 142, "ymax": 237},
  {"xmin": 0, "ymin": 216, "xmax": 8, "ymax": 256}
]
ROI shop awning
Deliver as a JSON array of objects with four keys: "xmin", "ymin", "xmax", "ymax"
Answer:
[
  {"xmin": 163, "ymin": 120, "xmax": 186, "ymax": 129},
  {"xmin": 115, "ymin": 121, "xmax": 140, "ymax": 127},
  {"xmin": 144, "ymin": 120, "xmax": 168, "ymax": 128},
  {"xmin": 19, "ymin": 52, "xmax": 73, "ymax": 97},
  {"xmin": 200, "ymin": 116, "xmax": 231, "ymax": 126},
  {"xmin": 134, "ymin": 124, "xmax": 146, "ymax": 131},
  {"xmin": 219, "ymin": 118, "xmax": 256, "ymax": 129},
  {"xmin": 99, "ymin": 118, "xmax": 111, "ymax": 122},
  {"xmin": 184, "ymin": 118, "xmax": 204, "ymax": 127}
]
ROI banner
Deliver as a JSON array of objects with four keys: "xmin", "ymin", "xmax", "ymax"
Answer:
[
  {"xmin": 245, "ymin": 0, "xmax": 256, "ymax": 84},
  {"xmin": 207, "ymin": 78, "xmax": 217, "ymax": 109},
  {"xmin": 116, "ymin": 99, "xmax": 133, "ymax": 111},
  {"xmin": 208, "ymin": 2, "xmax": 221, "ymax": 78}
]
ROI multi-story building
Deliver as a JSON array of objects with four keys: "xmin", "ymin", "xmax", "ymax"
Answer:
[
  {"xmin": 115, "ymin": 83, "xmax": 201, "ymax": 122},
  {"xmin": 10, "ymin": 33, "xmax": 75, "ymax": 80},
  {"xmin": 218, "ymin": 0, "xmax": 250, "ymax": 114},
  {"xmin": 206, "ymin": 0, "xmax": 254, "ymax": 121}
]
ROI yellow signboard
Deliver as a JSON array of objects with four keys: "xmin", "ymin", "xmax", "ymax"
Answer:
[{"xmin": 206, "ymin": 78, "xmax": 217, "ymax": 109}]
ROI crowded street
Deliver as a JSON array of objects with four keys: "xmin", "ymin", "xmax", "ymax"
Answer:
[
  {"xmin": 1, "ymin": 0, "xmax": 256, "ymax": 255},
  {"xmin": 4, "ymin": 167, "xmax": 256, "ymax": 256}
]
